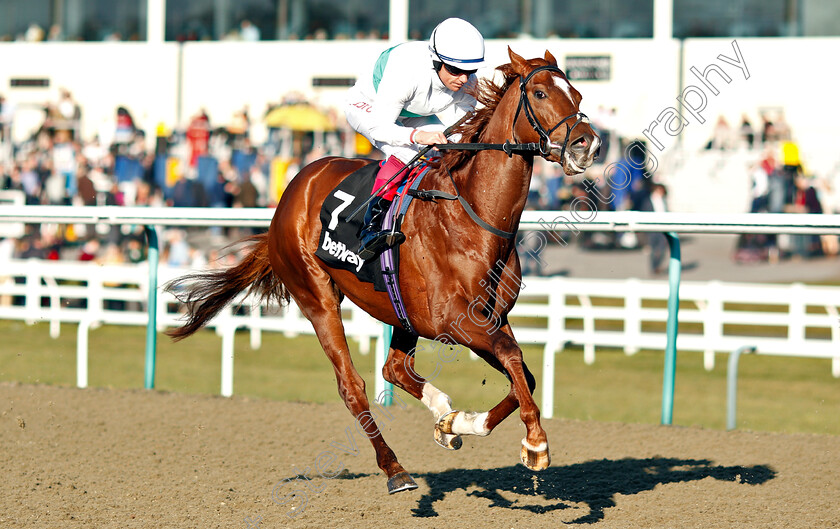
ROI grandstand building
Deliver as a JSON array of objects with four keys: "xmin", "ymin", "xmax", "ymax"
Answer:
[{"xmin": 1, "ymin": 0, "xmax": 839, "ymax": 212}]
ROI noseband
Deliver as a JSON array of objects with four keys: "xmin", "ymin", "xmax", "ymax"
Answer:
[{"xmin": 513, "ymin": 65, "xmax": 589, "ymax": 158}]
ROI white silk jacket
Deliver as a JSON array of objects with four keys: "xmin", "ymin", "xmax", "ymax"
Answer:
[{"xmin": 346, "ymin": 41, "xmax": 478, "ymax": 148}]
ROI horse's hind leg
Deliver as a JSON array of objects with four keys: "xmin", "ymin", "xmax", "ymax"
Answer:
[
  {"xmin": 381, "ymin": 328, "xmax": 464, "ymax": 450},
  {"xmin": 285, "ymin": 275, "xmax": 416, "ymax": 493}
]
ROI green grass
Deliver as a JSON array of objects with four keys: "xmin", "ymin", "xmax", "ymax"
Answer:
[{"xmin": 1, "ymin": 320, "xmax": 837, "ymax": 435}]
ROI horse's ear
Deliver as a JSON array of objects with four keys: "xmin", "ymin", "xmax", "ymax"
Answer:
[
  {"xmin": 507, "ymin": 46, "xmax": 530, "ymax": 76},
  {"xmin": 544, "ymin": 50, "xmax": 558, "ymax": 67}
]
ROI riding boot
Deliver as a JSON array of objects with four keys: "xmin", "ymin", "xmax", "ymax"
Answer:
[{"xmin": 357, "ymin": 197, "xmax": 406, "ymax": 260}]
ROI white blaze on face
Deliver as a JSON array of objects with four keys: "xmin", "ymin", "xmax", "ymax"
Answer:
[{"xmin": 553, "ymin": 75, "xmax": 573, "ymax": 101}]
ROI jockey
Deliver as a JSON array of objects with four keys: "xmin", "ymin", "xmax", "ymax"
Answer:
[{"xmin": 345, "ymin": 17, "xmax": 487, "ymax": 260}]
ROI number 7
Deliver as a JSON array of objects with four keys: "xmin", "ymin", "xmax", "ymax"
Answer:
[{"xmin": 328, "ymin": 190, "xmax": 355, "ymax": 230}]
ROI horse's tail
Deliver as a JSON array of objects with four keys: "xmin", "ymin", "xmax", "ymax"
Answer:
[{"xmin": 164, "ymin": 232, "xmax": 289, "ymax": 341}]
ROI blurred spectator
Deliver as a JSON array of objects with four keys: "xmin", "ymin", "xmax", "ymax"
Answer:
[
  {"xmin": 640, "ymin": 183, "xmax": 669, "ymax": 275},
  {"xmin": 76, "ymin": 163, "xmax": 97, "ymax": 205},
  {"xmin": 114, "ymin": 106, "xmax": 137, "ymax": 153},
  {"xmin": 55, "ymin": 89, "xmax": 81, "ymax": 141},
  {"xmin": 155, "ymin": 122, "xmax": 171, "ymax": 155},
  {"xmin": 165, "ymin": 230, "xmax": 191, "ymax": 267},
  {"xmin": 52, "ymin": 130, "xmax": 78, "ymax": 200},
  {"xmin": 170, "ymin": 172, "xmax": 207, "ymax": 208},
  {"xmin": 240, "ymin": 20, "xmax": 260, "ymax": 41},
  {"xmin": 760, "ymin": 114, "xmax": 776, "ymax": 145},
  {"xmin": 19, "ymin": 156, "xmax": 42, "ymax": 203},
  {"xmin": 0, "ymin": 93, "xmax": 13, "ymax": 143},
  {"xmin": 739, "ymin": 114, "xmax": 755, "ymax": 149},
  {"xmin": 228, "ymin": 108, "xmax": 251, "ymax": 149},
  {"xmin": 186, "ymin": 110, "xmax": 211, "ymax": 167},
  {"xmin": 749, "ymin": 156, "xmax": 771, "ymax": 213},
  {"xmin": 735, "ymin": 155, "xmax": 778, "ymax": 264},
  {"xmin": 613, "ymin": 141, "xmax": 646, "ymax": 213},
  {"xmin": 124, "ymin": 236, "xmax": 146, "ymax": 264},
  {"xmin": 235, "ymin": 170, "xmax": 260, "ymax": 208},
  {"xmin": 706, "ymin": 115, "xmax": 732, "ymax": 150},
  {"xmin": 47, "ymin": 24, "xmax": 63, "ymax": 41},
  {"xmin": 790, "ymin": 174, "xmax": 823, "ymax": 259},
  {"xmin": 25, "ymin": 23, "xmax": 45, "ymax": 42},
  {"xmin": 774, "ymin": 112, "xmax": 792, "ymax": 142},
  {"xmin": 78, "ymin": 238, "xmax": 101, "ymax": 261},
  {"xmin": 780, "ymin": 140, "xmax": 803, "ymax": 208}
]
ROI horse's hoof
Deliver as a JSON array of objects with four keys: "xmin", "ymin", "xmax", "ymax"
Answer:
[
  {"xmin": 520, "ymin": 439, "xmax": 550, "ymax": 471},
  {"xmin": 387, "ymin": 471, "xmax": 418, "ymax": 494},
  {"xmin": 436, "ymin": 410, "xmax": 459, "ymax": 435},
  {"xmin": 434, "ymin": 423, "xmax": 463, "ymax": 450}
]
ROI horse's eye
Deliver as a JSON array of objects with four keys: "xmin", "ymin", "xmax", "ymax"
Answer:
[{"xmin": 534, "ymin": 90, "xmax": 547, "ymax": 100}]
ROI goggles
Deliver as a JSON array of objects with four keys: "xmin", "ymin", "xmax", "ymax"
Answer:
[{"xmin": 442, "ymin": 62, "xmax": 477, "ymax": 77}]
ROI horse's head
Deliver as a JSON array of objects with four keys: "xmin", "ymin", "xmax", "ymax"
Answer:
[{"xmin": 506, "ymin": 48, "xmax": 601, "ymax": 175}]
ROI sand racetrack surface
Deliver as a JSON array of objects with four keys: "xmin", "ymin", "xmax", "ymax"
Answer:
[{"xmin": 1, "ymin": 382, "xmax": 838, "ymax": 528}]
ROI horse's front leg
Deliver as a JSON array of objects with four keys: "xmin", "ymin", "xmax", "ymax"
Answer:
[
  {"xmin": 435, "ymin": 323, "xmax": 528, "ymax": 430},
  {"xmin": 437, "ymin": 322, "xmax": 549, "ymax": 471},
  {"xmin": 381, "ymin": 328, "xmax": 468, "ymax": 450}
]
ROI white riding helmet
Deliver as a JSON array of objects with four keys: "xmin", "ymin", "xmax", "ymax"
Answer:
[{"xmin": 428, "ymin": 18, "xmax": 487, "ymax": 70}]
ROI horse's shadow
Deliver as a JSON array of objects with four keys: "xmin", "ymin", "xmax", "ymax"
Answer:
[{"xmin": 413, "ymin": 457, "xmax": 775, "ymax": 523}]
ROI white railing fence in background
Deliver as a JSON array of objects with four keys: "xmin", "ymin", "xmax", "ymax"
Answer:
[
  {"xmin": 0, "ymin": 259, "xmax": 381, "ymax": 396},
  {"xmin": 2, "ymin": 206, "xmax": 840, "ymax": 424},
  {"xmin": 1, "ymin": 259, "xmax": 837, "ymax": 413},
  {"xmin": 513, "ymin": 276, "xmax": 840, "ymax": 418}
]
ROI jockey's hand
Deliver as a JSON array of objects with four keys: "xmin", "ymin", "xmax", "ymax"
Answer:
[{"xmin": 413, "ymin": 130, "xmax": 448, "ymax": 145}]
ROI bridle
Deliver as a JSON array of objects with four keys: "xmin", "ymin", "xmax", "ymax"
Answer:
[
  {"xmin": 435, "ymin": 64, "xmax": 589, "ymax": 159},
  {"xmin": 512, "ymin": 65, "xmax": 590, "ymax": 159}
]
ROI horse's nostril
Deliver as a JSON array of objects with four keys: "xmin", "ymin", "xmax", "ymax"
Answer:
[{"xmin": 571, "ymin": 136, "xmax": 588, "ymax": 151}]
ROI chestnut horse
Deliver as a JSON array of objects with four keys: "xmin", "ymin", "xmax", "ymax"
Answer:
[{"xmin": 166, "ymin": 48, "xmax": 601, "ymax": 494}]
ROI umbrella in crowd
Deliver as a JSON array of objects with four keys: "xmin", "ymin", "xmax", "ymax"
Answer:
[{"xmin": 264, "ymin": 103, "xmax": 335, "ymax": 132}]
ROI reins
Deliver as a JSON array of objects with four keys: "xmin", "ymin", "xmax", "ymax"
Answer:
[{"xmin": 415, "ymin": 66, "xmax": 590, "ymax": 238}]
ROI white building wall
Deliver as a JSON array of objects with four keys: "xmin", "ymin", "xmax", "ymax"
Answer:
[{"xmin": 1, "ymin": 37, "xmax": 837, "ymax": 183}]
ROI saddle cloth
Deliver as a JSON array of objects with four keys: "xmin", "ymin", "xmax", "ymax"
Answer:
[{"xmin": 315, "ymin": 160, "xmax": 429, "ymax": 295}]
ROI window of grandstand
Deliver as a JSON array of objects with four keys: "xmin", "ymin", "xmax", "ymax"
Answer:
[
  {"xmin": 0, "ymin": 0, "xmax": 146, "ymax": 41},
  {"xmin": 674, "ymin": 0, "xmax": 840, "ymax": 38},
  {"xmin": 165, "ymin": 0, "xmax": 389, "ymax": 41},
  {"xmin": 0, "ymin": 1, "xmax": 51, "ymax": 41},
  {"xmin": 409, "ymin": 0, "xmax": 653, "ymax": 39}
]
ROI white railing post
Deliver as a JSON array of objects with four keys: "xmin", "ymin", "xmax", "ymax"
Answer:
[
  {"xmin": 218, "ymin": 310, "xmax": 236, "ymax": 398},
  {"xmin": 580, "ymin": 293, "xmax": 595, "ymax": 365},
  {"xmin": 703, "ymin": 280, "xmax": 723, "ymax": 371},
  {"xmin": 43, "ymin": 275, "xmax": 62, "ymax": 338},
  {"xmin": 76, "ymin": 318, "xmax": 101, "ymax": 388},
  {"xmin": 541, "ymin": 279, "xmax": 563, "ymax": 419},
  {"xmin": 789, "ymin": 283, "xmax": 807, "ymax": 344},
  {"xmin": 24, "ymin": 259, "xmax": 40, "ymax": 325},
  {"xmin": 827, "ymin": 304, "xmax": 840, "ymax": 378},
  {"xmin": 624, "ymin": 278, "xmax": 641, "ymax": 355},
  {"xmin": 249, "ymin": 300, "xmax": 262, "ymax": 350}
]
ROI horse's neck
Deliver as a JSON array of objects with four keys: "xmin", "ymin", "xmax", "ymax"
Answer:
[{"xmin": 455, "ymin": 110, "xmax": 535, "ymax": 236}]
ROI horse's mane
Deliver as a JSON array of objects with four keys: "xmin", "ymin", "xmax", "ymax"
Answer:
[{"xmin": 440, "ymin": 63, "xmax": 520, "ymax": 171}]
